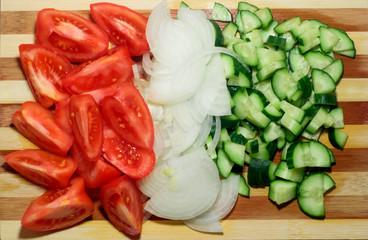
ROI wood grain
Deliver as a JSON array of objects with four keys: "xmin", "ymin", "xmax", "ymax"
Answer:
[{"xmin": 1, "ymin": 0, "xmax": 368, "ymax": 239}]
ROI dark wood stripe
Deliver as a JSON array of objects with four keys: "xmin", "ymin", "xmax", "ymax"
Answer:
[
  {"xmin": 1, "ymin": 195, "xmax": 367, "ymax": 221},
  {"xmin": 0, "ymin": 104, "xmax": 20, "ymax": 127},
  {"xmin": 1, "ymin": 55, "xmax": 368, "ymax": 81},
  {"xmin": 339, "ymin": 101, "xmax": 368, "ymax": 125}
]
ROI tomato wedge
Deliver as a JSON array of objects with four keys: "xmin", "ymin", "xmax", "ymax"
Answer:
[
  {"xmin": 69, "ymin": 94, "xmax": 103, "ymax": 162},
  {"xmin": 101, "ymin": 82, "xmax": 154, "ymax": 149},
  {"xmin": 3, "ymin": 149, "xmax": 77, "ymax": 188},
  {"xmin": 62, "ymin": 46, "xmax": 134, "ymax": 94},
  {"xmin": 19, "ymin": 44, "xmax": 72, "ymax": 108},
  {"xmin": 21, "ymin": 176, "xmax": 94, "ymax": 231},
  {"xmin": 70, "ymin": 145, "xmax": 121, "ymax": 189},
  {"xmin": 103, "ymin": 126, "xmax": 155, "ymax": 179},
  {"xmin": 90, "ymin": 2, "xmax": 150, "ymax": 56},
  {"xmin": 100, "ymin": 175, "xmax": 143, "ymax": 236},
  {"xmin": 36, "ymin": 8, "xmax": 109, "ymax": 62},
  {"xmin": 12, "ymin": 101, "xmax": 73, "ymax": 156}
]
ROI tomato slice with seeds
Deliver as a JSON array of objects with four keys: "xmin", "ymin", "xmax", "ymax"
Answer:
[
  {"xmin": 69, "ymin": 94, "xmax": 103, "ymax": 162},
  {"xmin": 21, "ymin": 176, "xmax": 94, "ymax": 231},
  {"xmin": 12, "ymin": 101, "xmax": 73, "ymax": 156},
  {"xmin": 55, "ymin": 97, "xmax": 72, "ymax": 136},
  {"xmin": 36, "ymin": 8, "xmax": 109, "ymax": 62},
  {"xmin": 102, "ymin": 126, "xmax": 155, "ymax": 180},
  {"xmin": 3, "ymin": 149, "xmax": 77, "ymax": 188},
  {"xmin": 100, "ymin": 175, "xmax": 143, "ymax": 236},
  {"xmin": 70, "ymin": 145, "xmax": 122, "ymax": 189},
  {"xmin": 90, "ymin": 2, "xmax": 150, "ymax": 56},
  {"xmin": 19, "ymin": 44, "xmax": 72, "ymax": 108},
  {"xmin": 101, "ymin": 82, "xmax": 154, "ymax": 150},
  {"xmin": 62, "ymin": 46, "xmax": 134, "ymax": 94}
]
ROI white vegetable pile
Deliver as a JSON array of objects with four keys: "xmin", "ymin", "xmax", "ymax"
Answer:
[{"xmin": 136, "ymin": 0, "xmax": 243, "ymax": 232}]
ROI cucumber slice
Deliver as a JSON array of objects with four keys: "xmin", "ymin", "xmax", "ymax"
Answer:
[
  {"xmin": 314, "ymin": 93, "xmax": 338, "ymax": 106},
  {"xmin": 246, "ymin": 29, "xmax": 264, "ymax": 48},
  {"xmin": 297, "ymin": 172, "xmax": 326, "ymax": 218},
  {"xmin": 240, "ymin": 10, "xmax": 262, "ymax": 33},
  {"xmin": 211, "ymin": 2, "xmax": 232, "ymax": 22},
  {"xmin": 238, "ymin": 1, "xmax": 259, "ymax": 12},
  {"xmin": 319, "ymin": 26, "xmax": 340, "ymax": 53},
  {"xmin": 274, "ymin": 16, "xmax": 301, "ymax": 34},
  {"xmin": 272, "ymin": 68, "xmax": 296, "ymax": 100},
  {"xmin": 279, "ymin": 32, "xmax": 297, "ymax": 51},
  {"xmin": 328, "ymin": 128, "xmax": 348, "ymax": 150},
  {"xmin": 323, "ymin": 59, "xmax": 344, "ymax": 84},
  {"xmin": 216, "ymin": 148, "xmax": 234, "ymax": 178},
  {"xmin": 229, "ymin": 172, "xmax": 250, "ymax": 197},
  {"xmin": 329, "ymin": 107, "xmax": 344, "ymax": 128},
  {"xmin": 266, "ymin": 36, "xmax": 286, "ymax": 47},
  {"xmin": 179, "ymin": 1, "xmax": 190, "ymax": 8},
  {"xmin": 329, "ymin": 28, "xmax": 355, "ymax": 54},
  {"xmin": 311, "ymin": 69, "xmax": 336, "ymax": 94},
  {"xmin": 210, "ymin": 20, "xmax": 224, "ymax": 47},
  {"xmin": 288, "ymin": 48, "xmax": 310, "ymax": 75},
  {"xmin": 255, "ymin": 7, "xmax": 273, "ymax": 29},
  {"xmin": 261, "ymin": 20, "xmax": 278, "ymax": 43},
  {"xmin": 304, "ymin": 51, "xmax": 335, "ymax": 70},
  {"xmin": 275, "ymin": 161, "xmax": 306, "ymax": 183},
  {"xmin": 223, "ymin": 140, "xmax": 246, "ymax": 166},
  {"xmin": 233, "ymin": 41, "xmax": 258, "ymax": 67},
  {"xmin": 269, "ymin": 179, "xmax": 298, "ymax": 205}
]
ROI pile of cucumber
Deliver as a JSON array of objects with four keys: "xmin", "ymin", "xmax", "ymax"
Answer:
[{"xmin": 187, "ymin": 1, "xmax": 355, "ymax": 218}]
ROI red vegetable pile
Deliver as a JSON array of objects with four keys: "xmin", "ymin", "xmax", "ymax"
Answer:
[{"xmin": 4, "ymin": 2, "xmax": 154, "ymax": 236}]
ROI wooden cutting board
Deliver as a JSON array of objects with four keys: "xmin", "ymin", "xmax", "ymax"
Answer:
[{"xmin": 1, "ymin": 0, "xmax": 368, "ymax": 239}]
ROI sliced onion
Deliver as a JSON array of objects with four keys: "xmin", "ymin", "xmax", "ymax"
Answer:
[
  {"xmin": 153, "ymin": 123, "xmax": 165, "ymax": 160},
  {"xmin": 192, "ymin": 115, "xmax": 213, "ymax": 149},
  {"xmin": 206, "ymin": 116, "xmax": 221, "ymax": 156},
  {"xmin": 144, "ymin": 148, "xmax": 220, "ymax": 220},
  {"xmin": 183, "ymin": 175, "xmax": 240, "ymax": 225},
  {"xmin": 184, "ymin": 220, "xmax": 223, "ymax": 233}
]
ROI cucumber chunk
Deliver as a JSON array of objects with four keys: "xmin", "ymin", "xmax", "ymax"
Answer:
[{"xmin": 269, "ymin": 179, "xmax": 298, "ymax": 205}]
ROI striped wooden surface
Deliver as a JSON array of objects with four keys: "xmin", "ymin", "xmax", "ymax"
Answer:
[{"xmin": 1, "ymin": 0, "xmax": 368, "ymax": 239}]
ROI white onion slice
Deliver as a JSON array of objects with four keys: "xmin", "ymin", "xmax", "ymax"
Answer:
[
  {"xmin": 184, "ymin": 220, "xmax": 223, "ymax": 233},
  {"xmin": 144, "ymin": 148, "xmax": 220, "ymax": 220},
  {"xmin": 206, "ymin": 116, "xmax": 221, "ymax": 156},
  {"xmin": 183, "ymin": 175, "xmax": 240, "ymax": 225}
]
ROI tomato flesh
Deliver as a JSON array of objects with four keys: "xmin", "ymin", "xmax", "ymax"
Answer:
[
  {"xmin": 69, "ymin": 94, "xmax": 103, "ymax": 161},
  {"xmin": 21, "ymin": 176, "xmax": 94, "ymax": 231},
  {"xmin": 100, "ymin": 175, "xmax": 143, "ymax": 236},
  {"xmin": 19, "ymin": 44, "xmax": 72, "ymax": 108},
  {"xmin": 90, "ymin": 2, "xmax": 149, "ymax": 56},
  {"xmin": 36, "ymin": 8, "xmax": 109, "ymax": 62},
  {"xmin": 4, "ymin": 149, "xmax": 77, "ymax": 188},
  {"xmin": 101, "ymin": 82, "xmax": 154, "ymax": 150},
  {"xmin": 70, "ymin": 145, "xmax": 122, "ymax": 189},
  {"xmin": 103, "ymin": 126, "xmax": 155, "ymax": 179},
  {"xmin": 12, "ymin": 101, "xmax": 73, "ymax": 156},
  {"xmin": 62, "ymin": 46, "xmax": 134, "ymax": 94}
]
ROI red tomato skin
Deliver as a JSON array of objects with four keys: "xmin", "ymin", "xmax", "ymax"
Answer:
[
  {"xmin": 102, "ymin": 126, "xmax": 155, "ymax": 180},
  {"xmin": 3, "ymin": 149, "xmax": 77, "ymax": 188},
  {"xmin": 101, "ymin": 82, "xmax": 154, "ymax": 150},
  {"xmin": 36, "ymin": 8, "xmax": 109, "ymax": 62},
  {"xmin": 54, "ymin": 97, "xmax": 72, "ymax": 136},
  {"xmin": 19, "ymin": 44, "xmax": 72, "ymax": 108},
  {"xmin": 69, "ymin": 145, "xmax": 122, "ymax": 189},
  {"xmin": 90, "ymin": 2, "xmax": 150, "ymax": 56},
  {"xmin": 62, "ymin": 46, "xmax": 134, "ymax": 94},
  {"xmin": 100, "ymin": 175, "xmax": 143, "ymax": 236},
  {"xmin": 12, "ymin": 101, "xmax": 73, "ymax": 156},
  {"xmin": 69, "ymin": 94, "xmax": 103, "ymax": 162},
  {"xmin": 21, "ymin": 176, "xmax": 94, "ymax": 231}
]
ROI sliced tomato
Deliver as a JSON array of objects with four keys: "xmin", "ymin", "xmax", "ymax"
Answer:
[
  {"xmin": 21, "ymin": 176, "xmax": 94, "ymax": 231},
  {"xmin": 69, "ymin": 145, "xmax": 121, "ymax": 189},
  {"xmin": 90, "ymin": 2, "xmax": 149, "ymax": 56},
  {"xmin": 19, "ymin": 44, "xmax": 72, "ymax": 108},
  {"xmin": 62, "ymin": 46, "xmax": 134, "ymax": 94},
  {"xmin": 102, "ymin": 126, "xmax": 155, "ymax": 179},
  {"xmin": 84, "ymin": 84, "xmax": 119, "ymax": 104},
  {"xmin": 54, "ymin": 97, "xmax": 72, "ymax": 136},
  {"xmin": 69, "ymin": 94, "xmax": 103, "ymax": 161},
  {"xmin": 100, "ymin": 175, "xmax": 143, "ymax": 236},
  {"xmin": 12, "ymin": 101, "xmax": 73, "ymax": 156},
  {"xmin": 101, "ymin": 82, "xmax": 154, "ymax": 149},
  {"xmin": 36, "ymin": 8, "xmax": 109, "ymax": 62},
  {"xmin": 3, "ymin": 149, "xmax": 77, "ymax": 188}
]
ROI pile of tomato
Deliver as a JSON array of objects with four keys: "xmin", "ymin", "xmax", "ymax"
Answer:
[{"xmin": 3, "ymin": 2, "xmax": 155, "ymax": 236}]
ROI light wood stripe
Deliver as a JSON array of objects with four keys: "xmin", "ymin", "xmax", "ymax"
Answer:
[
  {"xmin": 1, "ymin": 32, "xmax": 367, "ymax": 58},
  {"xmin": 0, "ymin": 78, "xmax": 368, "ymax": 103},
  {"xmin": 0, "ymin": 127, "xmax": 38, "ymax": 151},
  {"xmin": 1, "ymin": 0, "xmax": 367, "ymax": 11},
  {"xmin": 0, "ymin": 81, "xmax": 35, "ymax": 104},
  {"xmin": 1, "ymin": 219, "xmax": 367, "ymax": 239},
  {"xmin": 1, "ymin": 171, "xmax": 366, "ymax": 198}
]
